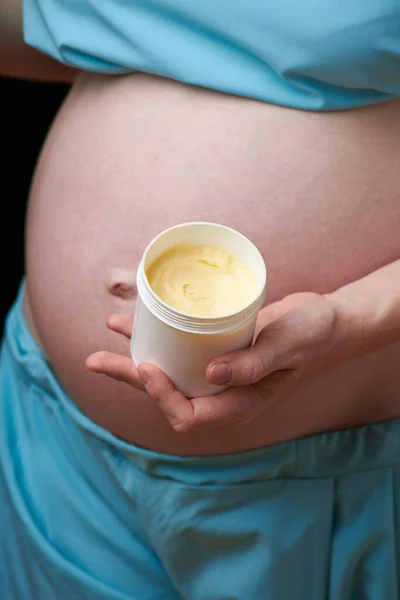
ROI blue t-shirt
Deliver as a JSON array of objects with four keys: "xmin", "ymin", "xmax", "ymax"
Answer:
[{"xmin": 24, "ymin": 0, "xmax": 400, "ymax": 111}]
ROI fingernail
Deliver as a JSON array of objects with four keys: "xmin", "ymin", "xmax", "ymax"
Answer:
[
  {"xmin": 209, "ymin": 363, "xmax": 232, "ymax": 385},
  {"xmin": 137, "ymin": 367, "xmax": 149, "ymax": 385}
]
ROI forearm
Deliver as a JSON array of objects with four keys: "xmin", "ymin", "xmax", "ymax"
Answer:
[
  {"xmin": 329, "ymin": 257, "xmax": 400, "ymax": 357},
  {"xmin": 0, "ymin": 0, "xmax": 76, "ymax": 83}
]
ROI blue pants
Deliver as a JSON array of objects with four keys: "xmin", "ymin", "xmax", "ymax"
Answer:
[{"xmin": 1, "ymin": 286, "xmax": 399, "ymax": 599}]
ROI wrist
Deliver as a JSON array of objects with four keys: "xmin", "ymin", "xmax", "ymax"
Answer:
[
  {"xmin": 324, "ymin": 287, "xmax": 371, "ymax": 365},
  {"xmin": 325, "ymin": 283, "xmax": 398, "ymax": 361}
]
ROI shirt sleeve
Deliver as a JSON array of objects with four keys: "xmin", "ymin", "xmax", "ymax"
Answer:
[{"xmin": 23, "ymin": 0, "xmax": 132, "ymax": 73}]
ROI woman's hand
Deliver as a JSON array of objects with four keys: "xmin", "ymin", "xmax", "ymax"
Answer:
[{"xmin": 86, "ymin": 291, "xmax": 360, "ymax": 432}]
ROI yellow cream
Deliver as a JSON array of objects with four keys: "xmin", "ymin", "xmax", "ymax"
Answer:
[{"xmin": 146, "ymin": 243, "xmax": 258, "ymax": 316}]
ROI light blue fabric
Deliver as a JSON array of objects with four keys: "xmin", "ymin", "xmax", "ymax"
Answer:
[
  {"xmin": 1, "ymin": 286, "xmax": 400, "ymax": 599},
  {"xmin": 23, "ymin": 0, "xmax": 400, "ymax": 110}
]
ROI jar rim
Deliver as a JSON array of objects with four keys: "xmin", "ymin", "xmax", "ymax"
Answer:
[{"xmin": 137, "ymin": 222, "xmax": 267, "ymax": 334}]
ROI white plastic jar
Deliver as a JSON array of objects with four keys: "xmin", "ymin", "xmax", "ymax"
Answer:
[{"xmin": 131, "ymin": 222, "xmax": 267, "ymax": 397}]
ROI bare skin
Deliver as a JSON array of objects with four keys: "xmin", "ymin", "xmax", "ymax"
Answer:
[{"xmin": 20, "ymin": 71, "xmax": 400, "ymax": 455}]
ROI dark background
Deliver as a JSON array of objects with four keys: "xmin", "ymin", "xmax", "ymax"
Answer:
[{"xmin": 1, "ymin": 76, "xmax": 70, "ymax": 334}]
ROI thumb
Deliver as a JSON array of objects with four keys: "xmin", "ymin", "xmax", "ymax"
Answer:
[
  {"xmin": 207, "ymin": 293, "xmax": 326, "ymax": 387},
  {"xmin": 206, "ymin": 328, "xmax": 282, "ymax": 387}
]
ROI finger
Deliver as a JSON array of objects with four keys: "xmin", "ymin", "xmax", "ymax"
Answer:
[
  {"xmin": 86, "ymin": 351, "xmax": 145, "ymax": 390},
  {"xmin": 137, "ymin": 364, "xmax": 195, "ymax": 432},
  {"xmin": 189, "ymin": 386, "xmax": 263, "ymax": 429},
  {"xmin": 106, "ymin": 313, "xmax": 134, "ymax": 339}
]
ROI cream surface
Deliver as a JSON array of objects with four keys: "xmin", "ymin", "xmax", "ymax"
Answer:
[{"xmin": 146, "ymin": 243, "xmax": 258, "ymax": 316}]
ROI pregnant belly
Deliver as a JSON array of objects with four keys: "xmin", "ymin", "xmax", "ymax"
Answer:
[{"xmin": 24, "ymin": 73, "xmax": 400, "ymax": 455}]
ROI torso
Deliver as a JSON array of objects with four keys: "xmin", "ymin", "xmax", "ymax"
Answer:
[{"xmin": 24, "ymin": 72, "xmax": 400, "ymax": 455}]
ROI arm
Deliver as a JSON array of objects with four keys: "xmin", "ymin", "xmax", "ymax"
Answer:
[{"xmin": 1, "ymin": 0, "xmax": 76, "ymax": 82}]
